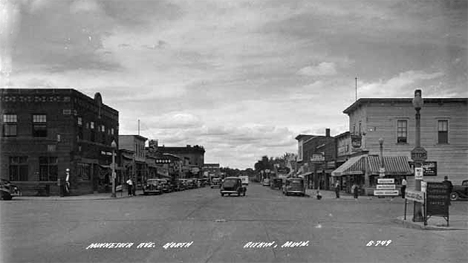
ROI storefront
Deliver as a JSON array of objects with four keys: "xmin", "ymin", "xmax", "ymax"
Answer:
[{"xmin": 331, "ymin": 154, "xmax": 412, "ymax": 195}]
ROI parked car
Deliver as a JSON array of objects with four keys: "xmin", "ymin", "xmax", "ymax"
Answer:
[
  {"xmin": 220, "ymin": 177, "xmax": 246, "ymax": 197},
  {"xmin": 282, "ymin": 178, "xmax": 306, "ymax": 196},
  {"xmin": 262, "ymin": 178, "xmax": 270, "ymax": 186},
  {"xmin": 159, "ymin": 179, "xmax": 173, "ymax": 193},
  {"xmin": 174, "ymin": 179, "xmax": 185, "ymax": 191},
  {"xmin": 1, "ymin": 179, "xmax": 21, "ymax": 200},
  {"xmin": 450, "ymin": 180, "xmax": 468, "ymax": 201},
  {"xmin": 143, "ymin": 179, "xmax": 163, "ymax": 195}
]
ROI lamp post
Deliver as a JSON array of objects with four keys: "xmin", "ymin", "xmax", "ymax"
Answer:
[
  {"xmin": 378, "ymin": 138, "xmax": 385, "ymax": 178},
  {"xmin": 111, "ymin": 140, "xmax": 117, "ymax": 198},
  {"xmin": 411, "ymin": 89, "xmax": 426, "ymax": 222}
]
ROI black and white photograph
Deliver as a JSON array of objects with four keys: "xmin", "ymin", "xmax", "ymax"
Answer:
[{"xmin": 0, "ymin": 0, "xmax": 467, "ymax": 262}]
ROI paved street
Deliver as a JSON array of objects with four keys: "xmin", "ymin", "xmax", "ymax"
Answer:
[{"xmin": 1, "ymin": 184, "xmax": 467, "ymax": 263}]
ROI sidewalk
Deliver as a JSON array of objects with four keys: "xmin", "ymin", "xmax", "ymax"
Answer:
[
  {"xmin": 13, "ymin": 190, "xmax": 144, "ymax": 201},
  {"xmin": 393, "ymin": 214, "xmax": 468, "ymax": 231}
]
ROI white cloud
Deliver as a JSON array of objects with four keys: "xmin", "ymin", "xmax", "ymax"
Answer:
[
  {"xmin": 358, "ymin": 70, "xmax": 445, "ymax": 97},
  {"xmin": 298, "ymin": 62, "xmax": 337, "ymax": 76}
]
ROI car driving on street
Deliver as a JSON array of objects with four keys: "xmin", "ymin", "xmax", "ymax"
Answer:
[{"xmin": 220, "ymin": 177, "xmax": 246, "ymax": 197}]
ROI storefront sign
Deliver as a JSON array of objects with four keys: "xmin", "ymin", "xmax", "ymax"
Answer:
[
  {"xmin": 351, "ymin": 135, "xmax": 362, "ymax": 148},
  {"xmin": 374, "ymin": 190, "xmax": 399, "ymax": 196},
  {"xmin": 426, "ymin": 182, "xmax": 449, "ymax": 217},
  {"xmin": 310, "ymin": 154, "xmax": 325, "ymax": 162},
  {"xmin": 408, "ymin": 161, "xmax": 437, "ymax": 176},
  {"xmin": 377, "ymin": 178, "xmax": 394, "ymax": 184},
  {"xmin": 376, "ymin": 184, "xmax": 396, "ymax": 190},
  {"xmin": 405, "ymin": 190, "xmax": 425, "ymax": 203}
]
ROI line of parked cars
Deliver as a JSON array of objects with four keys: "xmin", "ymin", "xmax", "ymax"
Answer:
[
  {"xmin": 143, "ymin": 178, "xmax": 208, "ymax": 195},
  {"xmin": 264, "ymin": 177, "xmax": 306, "ymax": 197}
]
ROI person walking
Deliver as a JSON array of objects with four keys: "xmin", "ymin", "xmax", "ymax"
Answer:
[
  {"xmin": 126, "ymin": 178, "xmax": 133, "ymax": 196},
  {"xmin": 442, "ymin": 176, "xmax": 453, "ymax": 206},
  {"xmin": 334, "ymin": 181, "xmax": 340, "ymax": 198},
  {"xmin": 351, "ymin": 183, "xmax": 359, "ymax": 200},
  {"xmin": 401, "ymin": 177, "xmax": 407, "ymax": 199}
]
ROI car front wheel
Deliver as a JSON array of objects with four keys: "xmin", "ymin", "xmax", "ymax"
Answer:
[{"xmin": 450, "ymin": 192, "xmax": 459, "ymax": 201}]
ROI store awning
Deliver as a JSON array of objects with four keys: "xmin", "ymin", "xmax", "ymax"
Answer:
[
  {"xmin": 331, "ymin": 155, "xmax": 366, "ymax": 177},
  {"xmin": 368, "ymin": 156, "xmax": 412, "ymax": 175}
]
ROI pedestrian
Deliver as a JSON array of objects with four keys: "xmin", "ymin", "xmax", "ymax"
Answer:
[
  {"xmin": 126, "ymin": 178, "xmax": 133, "ymax": 196},
  {"xmin": 334, "ymin": 181, "xmax": 340, "ymax": 198},
  {"xmin": 442, "ymin": 176, "xmax": 453, "ymax": 206},
  {"xmin": 351, "ymin": 183, "xmax": 359, "ymax": 200},
  {"xmin": 132, "ymin": 178, "xmax": 136, "ymax": 196},
  {"xmin": 401, "ymin": 177, "xmax": 407, "ymax": 199}
]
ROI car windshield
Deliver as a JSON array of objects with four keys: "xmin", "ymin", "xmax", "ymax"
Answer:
[{"xmin": 147, "ymin": 180, "xmax": 159, "ymax": 185}]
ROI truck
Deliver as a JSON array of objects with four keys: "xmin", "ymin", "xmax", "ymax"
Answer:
[
  {"xmin": 239, "ymin": 175, "xmax": 249, "ymax": 186},
  {"xmin": 450, "ymin": 180, "xmax": 468, "ymax": 201}
]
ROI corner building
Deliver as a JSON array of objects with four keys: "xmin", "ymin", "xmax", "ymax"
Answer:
[{"xmin": 0, "ymin": 89, "xmax": 119, "ymax": 195}]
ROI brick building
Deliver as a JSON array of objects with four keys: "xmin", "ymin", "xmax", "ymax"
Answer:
[
  {"xmin": 157, "ymin": 144, "xmax": 205, "ymax": 178},
  {"xmin": 0, "ymin": 89, "xmax": 119, "ymax": 195}
]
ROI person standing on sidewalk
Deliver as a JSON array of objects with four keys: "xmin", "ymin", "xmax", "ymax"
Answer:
[
  {"xmin": 401, "ymin": 177, "xmax": 407, "ymax": 199},
  {"xmin": 126, "ymin": 178, "xmax": 133, "ymax": 196},
  {"xmin": 351, "ymin": 183, "xmax": 359, "ymax": 200},
  {"xmin": 442, "ymin": 176, "xmax": 453, "ymax": 206},
  {"xmin": 334, "ymin": 181, "xmax": 340, "ymax": 198}
]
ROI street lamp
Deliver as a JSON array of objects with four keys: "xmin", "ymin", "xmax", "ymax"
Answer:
[
  {"xmin": 378, "ymin": 138, "xmax": 385, "ymax": 178},
  {"xmin": 412, "ymin": 89, "xmax": 425, "ymax": 222},
  {"xmin": 111, "ymin": 140, "xmax": 117, "ymax": 198}
]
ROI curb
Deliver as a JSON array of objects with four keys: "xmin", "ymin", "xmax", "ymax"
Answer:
[{"xmin": 392, "ymin": 217, "xmax": 468, "ymax": 231}]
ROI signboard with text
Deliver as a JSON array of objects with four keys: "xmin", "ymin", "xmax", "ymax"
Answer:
[
  {"xmin": 408, "ymin": 161, "xmax": 437, "ymax": 176},
  {"xmin": 426, "ymin": 182, "xmax": 449, "ymax": 217},
  {"xmin": 405, "ymin": 190, "xmax": 425, "ymax": 203}
]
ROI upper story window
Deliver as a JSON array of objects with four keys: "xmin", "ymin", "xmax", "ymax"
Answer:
[
  {"xmin": 3, "ymin": 114, "xmax": 17, "ymax": 137},
  {"xmin": 397, "ymin": 120, "xmax": 407, "ymax": 143},
  {"xmin": 77, "ymin": 117, "xmax": 83, "ymax": 126},
  {"xmin": 358, "ymin": 121, "xmax": 362, "ymax": 135},
  {"xmin": 438, "ymin": 120, "xmax": 448, "ymax": 144},
  {"xmin": 32, "ymin": 114, "xmax": 47, "ymax": 137}
]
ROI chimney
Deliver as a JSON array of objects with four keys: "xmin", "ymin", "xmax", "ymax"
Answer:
[{"xmin": 326, "ymin": 128, "xmax": 330, "ymax": 137}]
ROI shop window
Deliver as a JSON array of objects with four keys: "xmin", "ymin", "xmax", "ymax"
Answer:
[
  {"xmin": 39, "ymin": 157, "xmax": 58, "ymax": 181},
  {"xmin": 9, "ymin": 156, "xmax": 28, "ymax": 181},
  {"xmin": 33, "ymin": 114, "xmax": 47, "ymax": 137},
  {"xmin": 438, "ymin": 120, "xmax": 448, "ymax": 144},
  {"xmin": 397, "ymin": 120, "xmax": 407, "ymax": 143},
  {"xmin": 77, "ymin": 163, "xmax": 91, "ymax": 181},
  {"xmin": 3, "ymin": 114, "xmax": 17, "ymax": 137}
]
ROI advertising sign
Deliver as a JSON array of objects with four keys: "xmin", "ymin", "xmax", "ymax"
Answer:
[
  {"xmin": 377, "ymin": 178, "xmax": 394, "ymax": 184},
  {"xmin": 351, "ymin": 135, "xmax": 362, "ymax": 148},
  {"xmin": 405, "ymin": 190, "xmax": 425, "ymax": 203},
  {"xmin": 376, "ymin": 184, "xmax": 396, "ymax": 190},
  {"xmin": 408, "ymin": 161, "xmax": 437, "ymax": 176},
  {"xmin": 426, "ymin": 182, "xmax": 449, "ymax": 217},
  {"xmin": 374, "ymin": 190, "xmax": 399, "ymax": 196}
]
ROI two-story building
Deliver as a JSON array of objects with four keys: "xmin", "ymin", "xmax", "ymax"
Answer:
[
  {"xmin": 119, "ymin": 135, "xmax": 148, "ymax": 190},
  {"xmin": 0, "ymin": 89, "xmax": 119, "ymax": 195},
  {"xmin": 157, "ymin": 144, "xmax": 205, "ymax": 178},
  {"xmin": 332, "ymin": 96, "xmax": 467, "ymax": 194}
]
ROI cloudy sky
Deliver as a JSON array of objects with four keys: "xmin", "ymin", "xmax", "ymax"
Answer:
[{"xmin": 1, "ymin": 0, "xmax": 467, "ymax": 169}]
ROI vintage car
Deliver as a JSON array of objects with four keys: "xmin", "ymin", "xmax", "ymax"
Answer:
[
  {"xmin": 450, "ymin": 180, "xmax": 468, "ymax": 201},
  {"xmin": 220, "ymin": 177, "xmax": 246, "ymax": 197},
  {"xmin": 282, "ymin": 178, "xmax": 306, "ymax": 196},
  {"xmin": 143, "ymin": 179, "xmax": 163, "ymax": 195},
  {"xmin": 173, "ymin": 179, "xmax": 185, "ymax": 191},
  {"xmin": 211, "ymin": 178, "xmax": 221, "ymax": 188},
  {"xmin": 159, "ymin": 179, "xmax": 173, "ymax": 193},
  {"xmin": 0, "ymin": 179, "xmax": 21, "ymax": 200},
  {"xmin": 270, "ymin": 178, "xmax": 283, "ymax": 190},
  {"xmin": 262, "ymin": 178, "xmax": 270, "ymax": 186}
]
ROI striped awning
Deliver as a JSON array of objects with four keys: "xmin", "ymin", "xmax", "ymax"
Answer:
[
  {"xmin": 331, "ymin": 155, "xmax": 366, "ymax": 177},
  {"xmin": 368, "ymin": 156, "xmax": 412, "ymax": 175}
]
